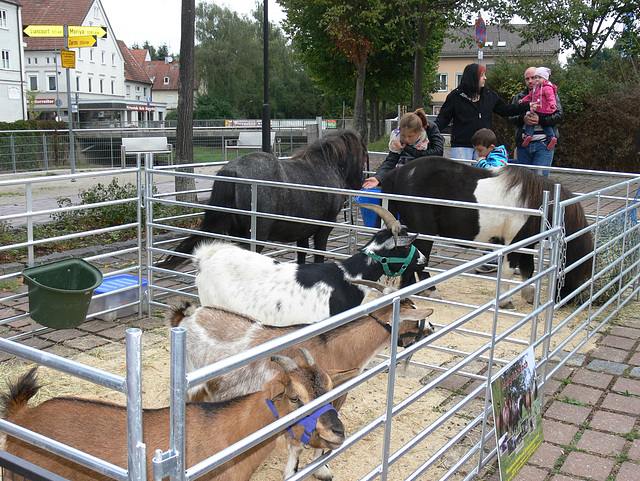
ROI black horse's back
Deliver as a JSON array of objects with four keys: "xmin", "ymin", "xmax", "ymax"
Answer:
[{"xmin": 157, "ymin": 130, "xmax": 366, "ymax": 270}]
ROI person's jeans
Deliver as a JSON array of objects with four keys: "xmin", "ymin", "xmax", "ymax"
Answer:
[
  {"xmin": 450, "ymin": 146, "xmax": 477, "ymax": 161},
  {"xmin": 516, "ymin": 141, "xmax": 555, "ymax": 177}
]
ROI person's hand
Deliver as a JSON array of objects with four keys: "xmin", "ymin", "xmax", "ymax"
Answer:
[
  {"xmin": 550, "ymin": 104, "xmax": 557, "ymax": 110},
  {"xmin": 530, "ymin": 101, "xmax": 540, "ymax": 112},
  {"xmin": 524, "ymin": 111, "xmax": 539, "ymax": 126},
  {"xmin": 362, "ymin": 177, "xmax": 380, "ymax": 190}
]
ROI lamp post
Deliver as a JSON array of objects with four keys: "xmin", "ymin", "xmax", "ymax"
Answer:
[{"xmin": 261, "ymin": 0, "xmax": 271, "ymax": 153}]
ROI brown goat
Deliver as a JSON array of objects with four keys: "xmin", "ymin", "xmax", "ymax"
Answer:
[
  {"xmin": 0, "ymin": 354, "xmax": 356, "ymax": 481},
  {"xmin": 169, "ymin": 297, "xmax": 434, "ymax": 479}
]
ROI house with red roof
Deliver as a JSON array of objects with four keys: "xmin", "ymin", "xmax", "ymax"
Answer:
[
  {"xmin": 20, "ymin": 0, "xmax": 166, "ymax": 126},
  {"xmin": 0, "ymin": 0, "xmax": 27, "ymax": 121},
  {"xmin": 140, "ymin": 56, "xmax": 179, "ymax": 112}
]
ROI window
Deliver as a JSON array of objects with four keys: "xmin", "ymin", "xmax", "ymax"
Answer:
[
  {"xmin": 34, "ymin": 57, "xmax": 38, "ymax": 64},
  {"xmin": 88, "ymin": 78, "xmax": 92, "ymax": 92},
  {"xmin": 438, "ymin": 73, "xmax": 448, "ymax": 92},
  {"xmin": 111, "ymin": 80, "xmax": 115, "ymax": 94},
  {"xmin": 47, "ymin": 57, "xmax": 51, "ymax": 64},
  {"xmin": 29, "ymin": 75, "xmax": 38, "ymax": 91},
  {"xmin": 100, "ymin": 78, "xmax": 104, "ymax": 93},
  {"xmin": 164, "ymin": 77, "xmax": 170, "ymax": 84},
  {"xmin": 48, "ymin": 76, "xmax": 57, "ymax": 91},
  {"xmin": 455, "ymin": 73, "xmax": 463, "ymax": 88},
  {"xmin": 136, "ymin": 86, "xmax": 140, "ymax": 91},
  {"xmin": 1, "ymin": 50, "xmax": 9, "ymax": 69},
  {"xmin": 111, "ymin": 53, "xmax": 115, "ymax": 65},
  {"xmin": 126, "ymin": 85, "xmax": 130, "ymax": 96},
  {"xmin": 77, "ymin": 49, "xmax": 82, "ymax": 60},
  {"xmin": 27, "ymin": 57, "xmax": 31, "ymax": 64},
  {"xmin": 497, "ymin": 41, "xmax": 506, "ymax": 47},
  {"xmin": 76, "ymin": 76, "xmax": 80, "ymax": 91},
  {"xmin": 0, "ymin": 9, "xmax": 7, "ymax": 29},
  {"xmin": 143, "ymin": 87, "xmax": 147, "ymax": 96},
  {"xmin": 94, "ymin": 6, "xmax": 100, "ymax": 19},
  {"xmin": 101, "ymin": 51, "xmax": 105, "ymax": 64},
  {"xmin": 89, "ymin": 50, "xmax": 94, "ymax": 62}
]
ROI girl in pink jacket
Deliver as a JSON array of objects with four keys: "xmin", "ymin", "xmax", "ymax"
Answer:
[{"xmin": 520, "ymin": 66, "xmax": 558, "ymax": 150}]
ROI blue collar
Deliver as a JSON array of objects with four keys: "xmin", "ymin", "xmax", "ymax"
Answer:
[
  {"xmin": 363, "ymin": 244, "xmax": 416, "ymax": 277},
  {"xmin": 265, "ymin": 398, "xmax": 337, "ymax": 445}
]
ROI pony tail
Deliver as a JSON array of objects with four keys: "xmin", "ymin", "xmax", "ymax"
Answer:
[{"xmin": 414, "ymin": 108, "xmax": 429, "ymax": 128}]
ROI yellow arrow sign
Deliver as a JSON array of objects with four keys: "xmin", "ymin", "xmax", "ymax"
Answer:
[
  {"xmin": 68, "ymin": 35, "xmax": 97, "ymax": 48},
  {"xmin": 68, "ymin": 26, "xmax": 107, "ymax": 38},
  {"xmin": 23, "ymin": 25, "xmax": 64, "ymax": 37},
  {"xmin": 23, "ymin": 25, "xmax": 107, "ymax": 38}
]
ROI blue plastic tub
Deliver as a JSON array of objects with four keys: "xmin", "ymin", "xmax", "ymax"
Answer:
[
  {"xmin": 355, "ymin": 188, "xmax": 381, "ymax": 227},
  {"xmin": 88, "ymin": 274, "xmax": 147, "ymax": 321}
]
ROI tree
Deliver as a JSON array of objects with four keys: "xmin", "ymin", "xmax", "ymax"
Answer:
[
  {"xmin": 499, "ymin": 0, "xmax": 640, "ymax": 62},
  {"xmin": 175, "ymin": 0, "xmax": 196, "ymax": 203}
]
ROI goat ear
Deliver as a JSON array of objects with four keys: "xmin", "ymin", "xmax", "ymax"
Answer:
[
  {"xmin": 328, "ymin": 368, "xmax": 360, "ymax": 387},
  {"xmin": 269, "ymin": 380, "xmax": 287, "ymax": 400},
  {"xmin": 400, "ymin": 308, "xmax": 433, "ymax": 320}
]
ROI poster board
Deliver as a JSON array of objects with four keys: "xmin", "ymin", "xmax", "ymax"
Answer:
[{"xmin": 490, "ymin": 346, "xmax": 543, "ymax": 480}]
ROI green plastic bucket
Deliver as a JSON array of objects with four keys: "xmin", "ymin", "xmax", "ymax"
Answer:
[{"xmin": 22, "ymin": 258, "xmax": 103, "ymax": 329}]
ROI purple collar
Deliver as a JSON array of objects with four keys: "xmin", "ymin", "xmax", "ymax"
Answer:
[{"xmin": 265, "ymin": 398, "xmax": 337, "ymax": 445}]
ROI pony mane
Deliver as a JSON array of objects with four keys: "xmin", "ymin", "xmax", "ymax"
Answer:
[{"xmin": 290, "ymin": 129, "xmax": 366, "ymax": 189}]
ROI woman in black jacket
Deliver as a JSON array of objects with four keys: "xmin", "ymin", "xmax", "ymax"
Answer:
[
  {"xmin": 363, "ymin": 108, "xmax": 444, "ymax": 189},
  {"xmin": 435, "ymin": 63, "xmax": 530, "ymax": 160}
]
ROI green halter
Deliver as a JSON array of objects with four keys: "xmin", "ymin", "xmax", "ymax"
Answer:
[{"xmin": 363, "ymin": 245, "xmax": 417, "ymax": 277}]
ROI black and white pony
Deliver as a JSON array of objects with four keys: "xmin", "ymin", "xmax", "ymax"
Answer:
[
  {"xmin": 380, "ymin": 157, "xmax": 593, "ymax": 307},
  {"xmin": 158, "ymin": 129, "xmax": 367, "ymax": 269}
]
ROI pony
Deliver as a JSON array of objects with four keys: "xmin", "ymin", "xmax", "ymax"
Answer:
[
  {"xmin": 157, "ymin": 129, "xmax": 367, "ymax": 269},
  {"xmin": 380, "ymin": 157, "xmax": 593, "ymax": 308}
]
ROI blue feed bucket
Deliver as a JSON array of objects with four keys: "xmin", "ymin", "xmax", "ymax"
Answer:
[{"xmin": 355, "ymin": 188, "xmax": 381, "ymax": 228}]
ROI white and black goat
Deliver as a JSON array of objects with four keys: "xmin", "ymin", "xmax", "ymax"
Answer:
[
  {"xmin": 168, "ymin": 294, "xmax": 434, "ymax": 480},
  {"xmin": 194, "ymin": 203, "xmax": 428, "ymax": 326},
  {"xmin": 0, "ymin": 354, "xmax": 355, "ymax": 481}
]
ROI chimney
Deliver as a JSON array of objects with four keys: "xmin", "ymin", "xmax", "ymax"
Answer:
[{"xmin": 165, "ymin": 56, "xmax": 172, "ymax": 64}]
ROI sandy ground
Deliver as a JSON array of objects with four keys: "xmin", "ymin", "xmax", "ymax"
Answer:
[{"xmin": 0, "ymin": 270, "xmax": 600, "ymax": 481}]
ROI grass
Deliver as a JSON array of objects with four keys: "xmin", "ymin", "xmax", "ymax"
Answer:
[{"xmin": 368, "ymin": 137, "xmax": 389, "ymax": 153}]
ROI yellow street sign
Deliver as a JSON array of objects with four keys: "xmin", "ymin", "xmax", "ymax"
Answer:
[
  {"xmin": 60, "ymin": 49, "xmax": 76, "ymax": 69},
  {"xmin": 23, "ymin": 25, "xmax": 64, "ymax": 37},
  {"xmin": 68, "ymin": 35, "xmax": 97, "ymax": 48},
  {"xmin": 68, "ymin": 26, "xmax": 107, "ymax": 38},
  {"xmin": 23, "ymin": 25, "xmax": 107, "ymax": 38}
]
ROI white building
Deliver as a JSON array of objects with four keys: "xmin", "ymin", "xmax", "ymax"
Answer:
[
  {"xmin": 0, "ymin": 0, "xmax": 27, "ymax": 121},
  {"xmin": 21, "ymin": 0, "xmax": 165, "ymax": 126}
]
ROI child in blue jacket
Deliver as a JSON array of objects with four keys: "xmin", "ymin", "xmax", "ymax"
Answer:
[{"xmin": 471, "ymin": 128, "xmax": 509, "ymax": 168}]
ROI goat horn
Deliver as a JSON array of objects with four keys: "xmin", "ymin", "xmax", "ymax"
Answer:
[
  {"xmin": 348, "ymin": 278, "xmax": 388, "ymax": 293},
  {"xmin": 271, "ymin": 354, "xmax": 300, "ymax": 373},
  {"xmin": 358, "ymin": 203, "xmax": 402, "ymax": 237},
  {"xmin": 299, "ymin": 348, "xmax": 315, "ymax": 366}
]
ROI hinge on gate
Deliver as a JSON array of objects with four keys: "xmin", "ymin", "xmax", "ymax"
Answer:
[{"xmin": 152, "ymin": 449, "xmax": 180, "ymax": 479}]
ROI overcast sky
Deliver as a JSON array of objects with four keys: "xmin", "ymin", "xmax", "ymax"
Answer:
[{"xmin": 101, "ymin": 0, "xmax": 286, "ymax": 56}]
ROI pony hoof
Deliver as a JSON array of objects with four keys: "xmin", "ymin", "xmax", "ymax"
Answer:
[
  {"xmin": 420, "ymin": 288, "xmax": 442, "ymax": 300},
  {"xmin": 499, "ymin": 299, "xmax": 515, "ymax": 310},
  {"xmin": 522, "ymin": 286, "xmax": 535, "ymax": 304}
]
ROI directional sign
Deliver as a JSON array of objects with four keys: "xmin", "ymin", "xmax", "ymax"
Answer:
[
  {"xmin": 475, "ymin": 16, "xmax": 486, "ymax": 49},
  {"xmin": 68, "ymin": 35, "xmax": 97, "ymax": 48},
  {"xmin": 60, "ymin": 49, "xmax": 76, "ymax": 69},
  {"xmin": 23, "ymin": 25, "xmax": 107, "ymax": 38}
]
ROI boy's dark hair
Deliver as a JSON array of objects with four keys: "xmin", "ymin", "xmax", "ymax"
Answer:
[{"xmin": 471, "ymin": 128, "xmax": 497, "ymax": 148}]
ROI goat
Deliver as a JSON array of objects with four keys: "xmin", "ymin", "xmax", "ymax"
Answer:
[
  {"xmin": 168, "ymin": 294, "xmax": 434, "ymax": 480},
  {"xmin": 0, "ymin": 352, "xmax": 356, "ymax": 481},
  {"xmin": 194, "ymin": 203, "xmax": 428, "ymax": 326}
]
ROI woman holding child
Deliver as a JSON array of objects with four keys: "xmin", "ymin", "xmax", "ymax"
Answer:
[{"xmin": 435, "ymin": 63, "xmax": 530, "ymax": 160}]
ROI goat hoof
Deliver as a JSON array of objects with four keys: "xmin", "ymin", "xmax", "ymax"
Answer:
[
  {"xmin": 313, "ymin": 464, "xmax": 333, "ymax": 481},
  {"xmin": 522, "ymin": 286, "xmax": 535, "ymax": 304},
  {"xmin": 499, "ymin": 299, "xmax": 515, "ymax": 310}
]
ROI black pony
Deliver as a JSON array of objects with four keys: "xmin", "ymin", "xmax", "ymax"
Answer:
[
  {"xmin": 380, "ymin": 157, "xmax": 593, "ymax": 307},
  {"xmin": 158, "ymin": 129, "xmax": 366, "ymax": 269}
]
